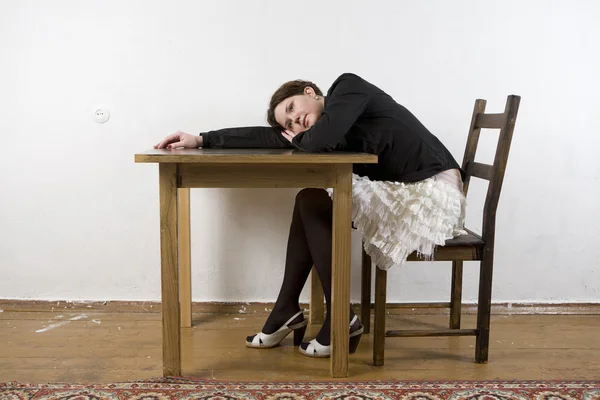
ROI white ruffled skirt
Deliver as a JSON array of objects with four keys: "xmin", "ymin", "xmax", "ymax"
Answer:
[{"xmin": 327, "ymin": 172, "xmax": 467, "ymax": 270}]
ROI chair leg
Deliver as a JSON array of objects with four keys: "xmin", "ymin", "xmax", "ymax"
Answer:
[
  {"xmin": 373, "ymin": 265, "xmax": 387, "ymax": 366},
  {"xmin": 309, "ymin": 267, "xmax": 325, "ymax": 325},
  {"xmin": 450, "ymin": 260, "xmax": 463, "ymax": 329},
  {"xmin": 475, "ymin": 250, "xmax": 494, "ymax": 363},
  {"xmin": 361, "ymin": 249, "xmax": 372, "ymax": 334}
]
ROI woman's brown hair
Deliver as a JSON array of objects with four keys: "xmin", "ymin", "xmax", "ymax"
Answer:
[{"xmin": 267, "ymin": 80, "xmax": 323, "ymax": 128}]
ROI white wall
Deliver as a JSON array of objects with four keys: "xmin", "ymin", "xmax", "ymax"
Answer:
[{"xmin": 1, "ymin": 0, "xmax": 599, "ymax": 304}]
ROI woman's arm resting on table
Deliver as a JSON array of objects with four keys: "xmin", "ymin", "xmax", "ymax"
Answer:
[
  {"xmin": 154, "ymin": 131, "xmax": 202, "ymax": 149},
  {"xmin": 154, "ymin": 127, "xmax": 293, "ymax": 149},
  {"xmin": 200, "ymin": 126, "xmax": 293, "ymax": 149}
]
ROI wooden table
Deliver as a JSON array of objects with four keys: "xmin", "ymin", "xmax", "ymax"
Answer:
[{"xmin": 135, "ymin": 148, "xmax": 378, "ymax": 378}]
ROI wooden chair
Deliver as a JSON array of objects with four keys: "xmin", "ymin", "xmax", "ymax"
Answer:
[{"xmin": 309, "ymin": 94, "xmax": 521, "ymax": 364}]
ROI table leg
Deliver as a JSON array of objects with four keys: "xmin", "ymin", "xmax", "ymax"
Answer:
[
  {"xmin": 159, "ymin": 163, "xmax": 181, "ymax": 376},
  {"xmin": 178, "ymin": 188, "xmax": 192, "ymax": 328},
  {"xmin": 331, "ymin": 164, "xmax": 352, "ymax": 378}
]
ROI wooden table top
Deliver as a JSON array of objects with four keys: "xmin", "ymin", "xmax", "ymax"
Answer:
[{"xmin": 135, "ymin": 149, "xmax": 378, "ymax": 164}]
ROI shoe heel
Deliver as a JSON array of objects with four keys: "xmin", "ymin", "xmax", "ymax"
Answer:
[
  {"xmin": 349, "ymin": 332, "xmax": 362, "ymax": 354},
  {"xmin": 293, "ymin": 325, "xmax": 307, "ymax": 346}
]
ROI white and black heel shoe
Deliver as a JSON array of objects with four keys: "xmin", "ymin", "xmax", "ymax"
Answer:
[
  {"xmin": 246, "ymin": 310, "xmax": 308, "ymax": 349},
  {"xmin": 299, "ymin": 315, "xmax": 364, "ymax": 358}
]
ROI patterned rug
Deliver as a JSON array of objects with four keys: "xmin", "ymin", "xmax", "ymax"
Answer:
[{"xmin": 2, "ymin": 377, "xmax": 599, "ymax": 400}]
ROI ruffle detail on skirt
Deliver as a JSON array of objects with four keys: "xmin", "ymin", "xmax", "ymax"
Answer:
[{"xmin": 327, "ymin": 174, "xmax": 467, "ymax": 270}]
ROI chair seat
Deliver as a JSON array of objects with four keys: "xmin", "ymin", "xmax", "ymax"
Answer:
[
  {"xmin": 407, "ymin": 229, "xmax": 484, "ymax": 261},
  {"xmin": 352, "ymin": 221, "xmax": 485, "ymax": 247},
  {"xmin": 355, "ymin": 221, "xmax": 484, "ymax": 260},
  {"xmin": 353, "ymin": 223, "xmax": 484, "ymax": 248},
  {"xmin": 444, "ymin": 230, "xmax": 485, "ymax": 247}
]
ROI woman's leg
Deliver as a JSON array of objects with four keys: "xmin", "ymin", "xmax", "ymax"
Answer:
[
  {"xmin": 257, "ymin": 189, "xmax": 316, "ymax": 334},
  {"xmin": 250, "ymin": 188, "xmax": 358, "ymax": 343},
  {"xmin": 295, "ymin": 188, "xmax": 357, "ymax": 346}
]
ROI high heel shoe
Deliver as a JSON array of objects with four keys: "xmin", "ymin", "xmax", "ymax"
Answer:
[
  {"xmin": 299, "ymin": 315, "xmax": 364, "ymax": 358},
  {"xmin": 246, "ymin": 310, "xmax": 308, "ymax": 349}
]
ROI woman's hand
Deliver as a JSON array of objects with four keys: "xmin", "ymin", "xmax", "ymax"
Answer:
[
  {"xmin": 281, "ymin": 130, "xmax": 298, "ymax": 143},
  {"xmin": 154, "ymin": 131, "xmax": 202, "ymax": 149}
]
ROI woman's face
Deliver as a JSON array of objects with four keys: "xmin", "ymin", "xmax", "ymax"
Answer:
[{"xmin": 274, "ymin": 87, "xmax": 323, "ymax": 134}]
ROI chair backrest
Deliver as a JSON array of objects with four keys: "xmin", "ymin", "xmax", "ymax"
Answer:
[{"xmin": 461, "ymin": 95, "xmax": 521, "ymax": 245}]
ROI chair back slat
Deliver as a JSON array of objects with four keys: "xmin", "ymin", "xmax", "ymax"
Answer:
[
  {"xmin": 475, "ymin": 113, "xmax": 505, "ymax": 129},
  {"xmin": 465, "ymin": 161, "xmax": 493, "ymax": 181}
]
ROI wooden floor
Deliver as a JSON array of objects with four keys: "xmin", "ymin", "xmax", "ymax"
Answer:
[{"xmin": 1, "ymin": 308, "xmax": 600, "ymax": 383}]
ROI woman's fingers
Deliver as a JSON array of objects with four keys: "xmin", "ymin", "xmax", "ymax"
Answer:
[
  {"xmin": 282, "ymin": 130, "xmax": 297, "ymax": 142},
  {"xmin": 281, "ymin": 130, "xmax": 293, "ymax": 142},
  {"xmin": 155, "ymin": 132, "xmax": 181, "ymax": 149},
  {"xmin": 154, "ymin": 131, "xmax": 196, "ymax": 149},
  {"xmin": 167, "ymin": 141, "xmax": 185, "ymax": 149}
]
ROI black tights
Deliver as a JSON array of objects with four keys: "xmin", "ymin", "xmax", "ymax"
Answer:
[{"xmin": 261, "ymin": 188, "xmax": 356, "ymax": 346}]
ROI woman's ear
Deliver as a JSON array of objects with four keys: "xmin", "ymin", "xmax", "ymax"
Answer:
[{"xmin": 304, "ymin": 87, "xmax": 315, "ymax": 96}]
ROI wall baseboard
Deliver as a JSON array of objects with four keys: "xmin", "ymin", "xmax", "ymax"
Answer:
[{"xmin": 0, "ymin": 300, "xmax": 599, "ymax": 315}]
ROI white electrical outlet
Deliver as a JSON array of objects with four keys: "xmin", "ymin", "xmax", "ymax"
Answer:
[{"xmin": 94, "ymin": 108, "xmax": 110, "ymax": 123}]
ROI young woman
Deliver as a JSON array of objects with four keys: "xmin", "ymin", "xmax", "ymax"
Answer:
[{"xmin": 154, "ymin": 73, "xmax": 466, "ymax": 357}]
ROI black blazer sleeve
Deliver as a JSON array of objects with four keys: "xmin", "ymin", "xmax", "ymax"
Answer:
[
  {"xmin": 291, "ymin": 73, "xmax": 370, "ymax": 152},
  {"xmin": 200, "ymin": 126, "xmax": 294, "ymax": 149}
]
